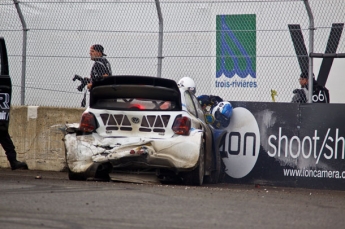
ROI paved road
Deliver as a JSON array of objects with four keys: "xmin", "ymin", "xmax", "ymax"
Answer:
[{"xmin": 0, "ymin": 168, "xmax": 344, "ymax": 229}]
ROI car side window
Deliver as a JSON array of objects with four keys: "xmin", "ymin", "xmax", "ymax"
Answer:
[{"xmin": 184, "ymin": 91, "xmax": 197, "ymax": 117}]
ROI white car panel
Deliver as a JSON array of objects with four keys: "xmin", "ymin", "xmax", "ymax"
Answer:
[
  {"xmin": 65, "ymin": 127, "xmax": 203, "ymax": 173},
  {"xmin": 63, "ymin": 76, "xmax": 220, "ymax": 185}
]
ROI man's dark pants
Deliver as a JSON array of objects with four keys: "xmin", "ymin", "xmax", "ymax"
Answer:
[{"xmin": 0, "ymin": 130, "xmax": 17, "ymax": 162}]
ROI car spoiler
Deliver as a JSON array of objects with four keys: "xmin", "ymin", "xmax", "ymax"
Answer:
[
  {"xmin": 93, "ymin": 75, "xmax": 179, "ymax": 90},
  {"xmin": 90, "ymin": 75, "xmax": 182, "ymax": 109}
]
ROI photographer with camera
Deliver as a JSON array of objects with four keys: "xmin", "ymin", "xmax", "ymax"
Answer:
[
  {"xmin": 291, "ymin": 72, "xmax": 330, "ymax": 103},
  {"xmin": 74, "ymin": 44, "xmax": 112, "ymax": 107},
  {"xmin": 88, "ymin": 44, "xmax": 112, "ymax": 87}
]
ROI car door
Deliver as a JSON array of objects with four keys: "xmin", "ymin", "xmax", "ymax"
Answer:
[
  {"xmin": 191, "ymin": 94, "xmax": 206, "ymax": 122},
  {"xmin": 184, "ymin": 90, "xmax": 214, "ymax": 175}
]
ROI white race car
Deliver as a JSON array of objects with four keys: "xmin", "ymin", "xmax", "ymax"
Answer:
[{"xmin": 64, "ymin": 75, "xmax": 226, "ymax": 185}]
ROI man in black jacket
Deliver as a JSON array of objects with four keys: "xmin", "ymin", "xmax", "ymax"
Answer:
[
  {"xmin": 86, "ymin": 44, "xmax": 112, "ymax": 90},
  {"xmin": 0, "ymin": 36, "xmax": 28, "ymax": 170},
  {"xmin": 77, "ymin": 44, "xmax": 112, "ymax": 107},
  {"xmin": 0, "ymin": 79, "xmax": 28, "ymax": 170},
  {"xmin": 292, "ymin": 72, "xmax": 330, "ymax": 103}
]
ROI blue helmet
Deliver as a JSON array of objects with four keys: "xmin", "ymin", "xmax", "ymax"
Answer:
[{"xmin": 211, "ymin": 101, "xmax": 233, "ymax": 128}]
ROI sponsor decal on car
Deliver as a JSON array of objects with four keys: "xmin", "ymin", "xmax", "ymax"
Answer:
[{"xmin": 131, "ymin": 117, "xmax": 140, "ymax": 124}]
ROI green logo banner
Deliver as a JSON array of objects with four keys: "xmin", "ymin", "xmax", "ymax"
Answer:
[{"xmin": 216, "ymin": 14, "xmax": 256, "ymax": 80}]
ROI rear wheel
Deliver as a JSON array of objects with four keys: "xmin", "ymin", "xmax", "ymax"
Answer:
[
  {"xmin": 94, "ymin": 163, "xmax": 111, "ymax": 181},
  {"xmin": 182, "ymin": 142, "xmax": 204, "ymax": 186},
  {"xmin": 204, "ymin": 146, "xmax": 221, "ymax": 184},
  {"xmin": 68, "ymin": 163, "xmax": 111, "ymax": 181},
  {"xmin": 218, "ymin": 135, "xmax": 227, "ymax": 183},
  {"xmin": 204, "ymin": 134, "xmax": 225, "ymax": 184},
  {"xmin": 68, "ymin": 169, "xmax": 87, "ymax": 181}
]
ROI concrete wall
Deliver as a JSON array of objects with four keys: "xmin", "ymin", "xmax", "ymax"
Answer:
[{"xmin": 0, "ymin": 106, "xmax": 84, "ymax": 171}]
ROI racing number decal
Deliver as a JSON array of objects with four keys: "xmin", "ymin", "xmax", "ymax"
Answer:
[
  {"xmin": 312, "ymin": 91, "xmax": 326, "ymax": 103},
  {"xmin": 0, "ymin": 93, "xmax": 10, "ymax": 109}
]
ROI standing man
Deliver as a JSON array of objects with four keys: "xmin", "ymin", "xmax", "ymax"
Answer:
[
  {"xmin": 0, "ymin": 37, "xmax": 28, "ymax": 170},
  {"xmin": 78, "ymin": 44, "xmax": 112, "ymax": 107},
  {"xmin": 292, "ymin": 72, "xmax": 330, "ymax": 103},
  {"xmin": 87, "ymin": 44, "xmax": 112, "ymax": 90}
]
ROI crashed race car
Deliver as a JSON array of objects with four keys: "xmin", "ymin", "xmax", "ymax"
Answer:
[{"xmin": 64, "ymin": 75, "xmax": 227, "ymax": 185}]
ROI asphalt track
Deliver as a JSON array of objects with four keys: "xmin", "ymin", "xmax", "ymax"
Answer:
[{"xmin": 0, "ymin": 168, "xmax": 344, "ymax": 229}]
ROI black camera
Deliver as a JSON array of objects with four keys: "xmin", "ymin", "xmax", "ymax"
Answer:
[{"xmin": 73, "ymin": 74, "xmax": 91, "ymax": 92}]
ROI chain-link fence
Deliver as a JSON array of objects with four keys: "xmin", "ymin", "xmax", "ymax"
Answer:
[{"xmin": 1, "ymin": 0, "xmax": 344, "ymax": 107}]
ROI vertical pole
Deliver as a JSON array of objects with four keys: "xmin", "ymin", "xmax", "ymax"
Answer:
[
  {"xmin": 303, "ymin": 0, "xmax": 314, "ymax": 103},
  {"xmin": 13, "ymin": 0, "xmax": 28, "ymax": 105},
  {"xmin": 155, "ymin": 0, "xmax": 163, "ymax": 78}
]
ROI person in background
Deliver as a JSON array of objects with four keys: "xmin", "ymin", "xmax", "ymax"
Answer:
[
  {"xmin": 177, "ymin": 76, "xmax": 233, "ymax": 129},
  {"xmin": 292, "ymin": 72, "xmax": 330, "ymax": 103},
  {"xmin": 77, "ymin": 44, "xmax": 112, "ymax": 107},
  {"xmin": 87, "ymin": 44, "xmax": 112, "ymax": 90},
  {"xmin": 177, "ymin": 77, "xmax": 196, "ymax": 95},
  {"xmin": 198, "ymin": 95, "xmax": 233, "ymax": 129},
  {"xmin": 0, "ymin": 37, "xmax": 28, "ymax": 170},
  {"xmin": 197, "ymin": 95, "xmax": 223, "ymax": 112}
]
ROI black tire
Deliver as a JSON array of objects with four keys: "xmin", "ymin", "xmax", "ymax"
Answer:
[
  {"xmin": 204, "ymin": 146, "xmax": 221, "ymax": 184},
  {"xmin": 218, "ymin": 134, "xmax": 227, "ymax": 183},
  {"xmin": 68, "ymin": 163, "xmax": 111, "ymax": 181},
  {"xmin": 68, "ymin": 169, "xmax": 87, "ymax": 181},
  {"xmin": 204, "ymin": 134, "xmax": 225, "ymax": 184},
  {"xmin": 94, "ymin": 164, "xmax": 111, "ymax": 181},
  {"xmin": 218, "ymin": 158, "xmax": 227, "ymax": 183},
  {"xmin": 182, "ymin": 142, "xmax": 205, "ymax": 186}
]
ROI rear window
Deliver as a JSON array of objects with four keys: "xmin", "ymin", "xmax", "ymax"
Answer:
[
  {"xmin": 93, "ymin": 98, "xmax": 178, "ymax": 111},
  {"xmin": 90, "ymin": 84, "xmax": 182, "ymax": 111}
]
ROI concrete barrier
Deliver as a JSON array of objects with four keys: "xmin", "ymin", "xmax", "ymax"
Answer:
[
  {"xmin": 0, "ymin": 106, "xmax": 84, "ymax": 171},
  {"xmin": 3, "ymin": 103, "xmax": 345, "ymax": 191}
]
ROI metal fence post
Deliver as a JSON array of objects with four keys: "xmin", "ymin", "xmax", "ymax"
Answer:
[
  {"xmin": 13, "ymin": 0, "xmax": 28, "ymax": 105},
  {"xmin": 155, "ymin": 0, "xmax": 163, "ymax": 78},
  {"xmin": 303, "ymin": 0, "xmax": 315, "ymax": 103}
]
